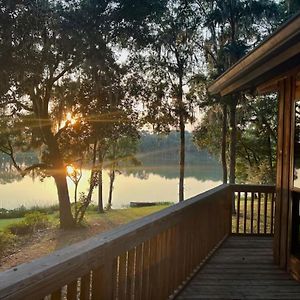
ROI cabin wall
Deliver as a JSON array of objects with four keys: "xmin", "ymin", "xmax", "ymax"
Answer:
[{"xmin": 274, "ymin": 75, "xmax": 297, "ymax": 269}]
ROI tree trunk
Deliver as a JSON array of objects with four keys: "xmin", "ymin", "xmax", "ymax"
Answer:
[
  {"xmin": 42, "ymin": 125, "xmax": 75, "ymax": 229},
  {"xmin": 107, "ymin": 169, "xmax": 115, "ymax": 209},
  {"xmin": 179, "ymin": 114, "xmax": 185, "ymax": 202},
  {"xmin": 229, "ymin": 97, "xmax": 238, "ymax": 214},
  {"xmin": 98, "ymin": 150, "xmax": 104, "ymax": 213},
  {"xmin": 221, "ymin": 104, "xmax": 228, "ymax": 184},
  {"xmin": 53, "ymin": 173, "xmax": 75, "ymax": 228}
]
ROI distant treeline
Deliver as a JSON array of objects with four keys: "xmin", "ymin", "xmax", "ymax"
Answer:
[
  {"xmin": 0, "ymin": 132, "xmax": 222, "ymax": 183},
  {"xmin": 137, "ymin": 131, "xmax": 218, "ymax": 165}
]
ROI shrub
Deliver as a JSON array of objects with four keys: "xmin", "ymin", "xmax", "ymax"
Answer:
[
  {"xmin": 6, "ymin": 212, "xmax": 49, "ymax": 235},
  {"xmin": 0, "ymin": 231, "xmax": 16, "ymax": 255}
]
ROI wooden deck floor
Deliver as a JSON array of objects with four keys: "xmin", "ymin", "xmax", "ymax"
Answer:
[{"xmin": 176, "ymin": 236, "xmax": 300, "ymax": 299}]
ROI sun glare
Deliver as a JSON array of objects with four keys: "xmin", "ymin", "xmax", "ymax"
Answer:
[
  {"xmin": 66, "ymin": 112, "xmax": 77, "ymax": 125},
  {"xmin": 66, "ymin": 165, "xmax": 75, "ymax": 176}
]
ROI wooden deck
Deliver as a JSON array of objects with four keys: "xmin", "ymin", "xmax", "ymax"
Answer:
[{"xmin": 177, "ymin": 236, "xmax": 300, "ymax": 299}]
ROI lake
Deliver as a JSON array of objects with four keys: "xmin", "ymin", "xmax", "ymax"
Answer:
[{"xmin": 0, "ymin": 162, "xmax": 222, "ymax": 210}]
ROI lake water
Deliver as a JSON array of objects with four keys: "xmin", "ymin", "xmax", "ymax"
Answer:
[{"xmin": 0, "ymin": 163, "xmax": 222, "ymax": 210}]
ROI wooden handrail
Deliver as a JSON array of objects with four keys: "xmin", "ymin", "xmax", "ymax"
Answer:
[
  {"xmin": 0, "ymin": 184, "xmax": 232, "ymax": 300},
  {"xmin": 231, "ymin": 184, "xmax": 275, "ymax": 193}
]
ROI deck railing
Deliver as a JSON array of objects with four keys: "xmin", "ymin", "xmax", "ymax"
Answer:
[
  {"xmin": 0, "ymin": 184, "xmax": 232, "ymax": 300},
  {"xmin": 231, "ymin": 184, "xmax": 276, "ymax": 235}
]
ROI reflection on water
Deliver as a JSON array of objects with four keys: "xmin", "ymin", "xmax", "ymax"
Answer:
[
  {"xmin": 0, "ymin": 157, "xmax": 222, "ymax": 209},
  {"xmin": 0, "ymin": 166, "xmax": 221, "ymax": 209}
]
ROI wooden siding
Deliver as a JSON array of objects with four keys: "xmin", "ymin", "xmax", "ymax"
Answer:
[{"xmin": 177, "ymin": 236, "xmax": 300, "ymax": 299}]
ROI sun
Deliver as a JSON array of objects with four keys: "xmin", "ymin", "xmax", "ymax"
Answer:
[
  {"xmin": 66, "ymin": 165, "xmax": 75, "ymax": 176},
  {"xmin": 66, "ymin": 112, "xmax": 77, "ymax": 125}
]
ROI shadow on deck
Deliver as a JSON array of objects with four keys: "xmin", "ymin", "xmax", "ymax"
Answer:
[{"xmin": 177, "ymin": 236, "xmax": 300, "ymax": 299}]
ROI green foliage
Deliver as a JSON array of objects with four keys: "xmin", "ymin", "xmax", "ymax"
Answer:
[
  {"xmin": 0, "ymin": 205, "xmax": 59, "ymax": 219},
  {"xmin": 194, "ymin": 95, "xmax": 278, "ymax": 184},
  {"xmin": 0, "ymin": 231, "xmax": 16, "ymax": 255},
  {"xmin": 6, "ymin": 212, "xmax": 49, "ymax": 236}
]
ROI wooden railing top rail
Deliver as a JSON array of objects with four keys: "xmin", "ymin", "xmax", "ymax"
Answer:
[
  {"xmin": 231, "ymin": 184, "xmax": 275, "ymax": 193},
  {"xmin": 0, "ymin": 184, "xmax": 231, "ymax": 300}
]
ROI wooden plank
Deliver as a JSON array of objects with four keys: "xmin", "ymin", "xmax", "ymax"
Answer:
[
  {"xmin": 133, "ymin": 244, "xmax": 143, "ymax": 300},
  {"xmin": 51, "ymin": 289, "xmax": 62, "ymax": 300},
  {"xmin": 244, "ymin": 192, "xmax": 248, "ymax": 234},
  {"xmin": 264, "ymin": 193, "xmax": 268, "ymax": 234},
  {"xmin": 126, "ymin": 248, "xmax": 135, "ymax": 300},
  {"xmin": 271, "ymin": 192, "xmax": 275, "ymax": 234},
  {"xmin": 178, "ymin": 236, "xmax": 300, "ymax": 300},
  {"xmin": 232, "ymin": 184, "xmax": 275, "ymax": 193},
  {"xmin": 80, "ymin": 273, "xmax": 91, "ymax": 300},
  {"xmin": 140, "ymin": 240, "xmax": 150, "ymax": 300},
  {"xmin": 250, "ymin": 192, "xmax": 254, "ymax": 234},
  {"xmin": 118, "ymin": 252, "xmax": 128, "ymax": 300},
  {"xmin": 91, "ymin": 268, "xmax": 101, "ymax": 300},
  {"xmin": 257, "ymin": 192, "xmax": 261, "ymax": 234},
  {"xmin": 66, "ymin": 280, "xmax": 77, "ymax": 300},
  {"xmin": 236, "ymin": 192, "xmax": 241, "ymax": 234}
]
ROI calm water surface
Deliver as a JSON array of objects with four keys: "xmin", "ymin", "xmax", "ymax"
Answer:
[{"xmin": 0, "ymin": 164, "xmax": 222, "ymax": 210}]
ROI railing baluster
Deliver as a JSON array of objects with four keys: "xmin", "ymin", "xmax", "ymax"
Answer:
[
  {"xmin": 244, "ymin": 192, "xmax": 248, "ymax": 233},
  {"xmin": 134, "ymin": 243, "xmax": 143, "ymax": 300},
  {"xmin": 251, "ymin": 192, "xmax": 254, "ymax": 234},
  {"xmin": 271, "ymin": 192, "xmax": 275, "ymax": 234},
  {"xmin": 91, "ymin": 268, "xmax": 101, "ymax": 300},
  {"xmin": 118, "ymin": 252, "xmax": 128, "ymax": 300},
  {"xmin": 264, "ymin": 193, "xmax": 268, "ymax": 234},
  {"xmin": 236, "ymin": 192, "xmax": 241, "ymax": 234},
  {"xmin": 67, "ymin": 280, "xmax": 77, "ymax": 300},
  {"xmin": 257, "ymin": 192, "xmax": 261, "ymax": 234},
  {"xmin": 126, "ymin": 248, "xmax": 135, "ymax": 300},
  {"xmin": 80, "ymin": 273, "xmax": 91, "ymax": 300},
  {"xmin": 141, "ymin": 240, "xmax": 150, "ymax": 299},
  {"xmin": 149, "ymin": 236, "xmax": 158, "ymax": 299},
  {"xmin": 51, "ymin": 289, "xmax": 62, "ymax": 300}
]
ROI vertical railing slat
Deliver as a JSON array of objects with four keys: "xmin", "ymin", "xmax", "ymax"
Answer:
[
  {"xmin": 67, "ymin": 280, "xmax": 77, "ymax": 300},
  {"xmin": 118, "ymin": 252, "xmax": 128, "ymax": 300},
  {"xmin": 51, "ymin": 289, "xmax": 62, "ymax": 300},
  {"xmin": 134, "ymin": 243, "xmax": 143, "ymax": 300},
  {"xmin": 264, "ymin": 193, "xmax": 268, "ymax": 234},
  {"xmin": 244, "ymin": 192, "xmax": 248, "ymax": 234},
  {"xmin": 271, "ymin": 192, "xmax": 275, "ymax": 234},
  {"xmin": 236, "ymin": 192, "xmax": 241, "ymax": 234},
  {"xmin": 257, "ymin": 192, "xmax": 261, "ymax": 234},
  {"xmin": 250, "ymin": 192, "xmax": 254, "ymax": 234},
  {"xmin": 80, "ymin": 272, "xmax": 91, "ymax": 300}
]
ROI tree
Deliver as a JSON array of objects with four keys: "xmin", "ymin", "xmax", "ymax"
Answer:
[
  {"xmin": 197, "ymin": 0, "xmax": 280, "ymax": 186},
  {"xmin": 106, "ymin": 134, "xmax": 140, "ymax": 210},
  {"xmin": 193, "ymin": 94, "xmax": 278, "ymax": 184},
  {"xmin": 128, "ymin": 0, "xmax": 203, "ymax": 202},
  {"xmin": 0, "ymin": 0, "xmax": 168, "ymax": 227}
]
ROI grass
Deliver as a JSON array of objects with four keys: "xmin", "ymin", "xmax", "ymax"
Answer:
[
  {"xmin": 0, "ymin": 204, "xmax": 172, "ymax": 270},
  {"xmin": 0, "ymin": 218, "xmax": 24, "ymax": 230},
  {"xmin": 87, "ymin": 205, "xmax": 170, "ymax": 225}
]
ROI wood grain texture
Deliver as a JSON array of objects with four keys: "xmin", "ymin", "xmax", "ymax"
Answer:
[{"xmin": 177, "ymin": 236, "xmax": 300, "ymax": 300}]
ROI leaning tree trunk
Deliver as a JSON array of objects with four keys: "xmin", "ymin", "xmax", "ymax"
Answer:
[
  {"xmin": 43, "ymin": 126, "xmax": 75, "ymax": 229},
  {"xmin": 53, "ymin": 172, "xmax": 75, "ymax": 228},
  {"xmin": 107, "ymin": 169, "xmax": 115, "ymax": 209},
  {"xmin": 221, "ymin": 104, "xmax": 228, "ymax": 184},
  {"xmin": 98, "ymin": 149, "xmax": 104, "ymax": 213},
  {"xmin": 179, "ymin": 113, "xmax": 185, "ymax": 202}
]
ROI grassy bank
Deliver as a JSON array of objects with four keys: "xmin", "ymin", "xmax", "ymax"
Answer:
[{"xmin": 0, "ymin": 204, "xmax": 172, "ymax": 270}]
